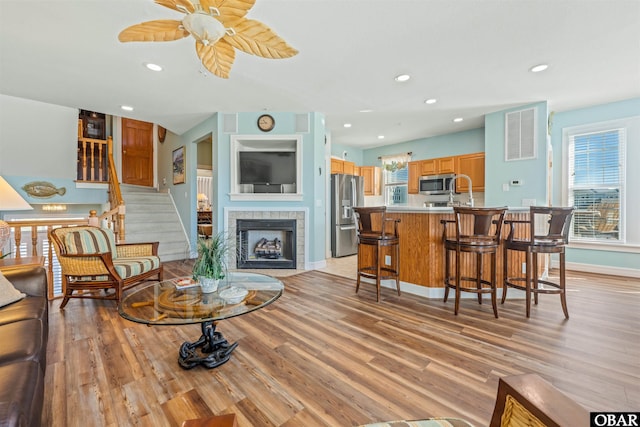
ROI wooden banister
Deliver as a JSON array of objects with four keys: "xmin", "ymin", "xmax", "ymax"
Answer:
[{"xmin": 105, "ymin": 136, "xmax": 126, "ymax": 242}]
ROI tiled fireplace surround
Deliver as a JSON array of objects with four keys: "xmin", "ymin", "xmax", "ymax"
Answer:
[{"xmin": 225, "ymin": 208, "xmax": 307, "ymax": 270}]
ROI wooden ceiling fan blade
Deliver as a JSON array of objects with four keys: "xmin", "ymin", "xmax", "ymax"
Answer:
[
  {"xmin": 199, "ymin": 0, "xmax": 255, "ymax": 24},
  {"xmin": 225, "ymin": 19, "xmax": 298, "ymax": 59},
  {"xmin": 155, "ymin": 0, "xmax": 195, "ymax": 14},
  {"xmin": 196, "ymin": 39, "xmax": 236, "ymax": 78},
  {"xmin": 119, "ymin": 20, "xmax": 189, "ymax": 42}
]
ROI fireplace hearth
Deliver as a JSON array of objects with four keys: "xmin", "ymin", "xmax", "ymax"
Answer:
[{"xmin": 236, "ymin": 219, "xmax": 296, "ymax": 269}]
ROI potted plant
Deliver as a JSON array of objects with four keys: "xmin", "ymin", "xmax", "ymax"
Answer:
[{"xmin": 192, "ymin": 232, "xmax": 229, "ymax": 293}]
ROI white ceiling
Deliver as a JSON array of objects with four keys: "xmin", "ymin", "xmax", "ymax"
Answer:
[{"xmin": 1, "ymin": 0, "xmax": 639, "ymax": 148}]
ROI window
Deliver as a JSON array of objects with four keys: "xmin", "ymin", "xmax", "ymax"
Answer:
[
  {"xmin": 566, "ymin": 126, "xmax": 625, "ymax": 242},
  {"xmin": 381, "ymin": 154, "xmax": 411, "ymax": 205}
]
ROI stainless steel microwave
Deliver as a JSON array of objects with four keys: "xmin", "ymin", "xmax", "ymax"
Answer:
[{"xmin": 419, "ymin": 174, "xmax": 456, "ymax": 195}]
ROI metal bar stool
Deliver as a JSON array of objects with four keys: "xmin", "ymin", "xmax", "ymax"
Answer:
[
  {"xmin": 502, "ymin": 206, "xmax": 574, "ymax": 318},
  {"xmin": 353, "ymin": 206, "xmax": 401, "ymax": 302},
  {"xmin": 441, "ymin": 207, "xmax": 507, "ymax": 317}
]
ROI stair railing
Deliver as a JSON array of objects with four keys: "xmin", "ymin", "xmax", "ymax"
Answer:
[
  {"xmin": 75, "ymin": 135, "xmax": 126, "ymax": 242},
  {"xmin": 77, "ymin": 137, "xmax": 109, "ymax": 182},
  {"xmin": 100, "ymin": 136, "xmax": 126, "ymax": 242}
]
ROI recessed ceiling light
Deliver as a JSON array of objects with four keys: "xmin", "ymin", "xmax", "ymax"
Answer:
[
  {"xmin": 425, "ymin": 98, "xmax": 437, "ymax": 105},
  {"xmin": 145, "ymin": 63, "xmax": 163, "ymax": 72},
  {"xmin": 343, "ymin": 123, "xmax": 352, "ymax": 128},
  {"xmin": 453, "ymin": 117, "xmax": 463, "ymax": 123},
  {"xmin": 394, "ymin": 74, "xmax": 410, "ymax": 82},
  {"xmin": 530, "ymin": 64, "xmax": 548, "ymax": 73},
  {"xmin": 359, "ymin": 109, "xmax": 373, "ymax": 113},
  {"xmin": 121, "ymin": 105, "xmax": 134, "ymax": 111},
  {"xmin": 378, "ymin": 135, "xmax": 385, "ymax": 139}
]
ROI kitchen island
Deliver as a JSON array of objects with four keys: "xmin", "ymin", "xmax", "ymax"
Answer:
[{"xmin": 358, "ymin": 206, "xmax": 531, "ymax": 297}]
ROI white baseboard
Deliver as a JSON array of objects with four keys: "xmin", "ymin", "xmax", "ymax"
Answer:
[
  {"xmin": 358, "ymin": 278, "xmax": 526, "ymax": 300},
  {"xmin": 552, "ymin": 260, "xmax": 640, "ymax": 278},
  {"xmin": 307, "ymin": 259, "xmax": 327, "ymax": 270}
]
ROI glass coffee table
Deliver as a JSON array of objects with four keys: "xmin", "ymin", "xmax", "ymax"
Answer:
[{"xmin": 119, "ymin": 271, "xmax": 283, "ymax": 369}]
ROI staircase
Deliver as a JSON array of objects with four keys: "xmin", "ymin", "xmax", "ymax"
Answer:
[{"xmin": 120, "ymin": 185, "xmax": 191, "ymax": 262}]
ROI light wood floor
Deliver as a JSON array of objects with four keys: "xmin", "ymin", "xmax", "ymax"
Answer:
[{"xmin": 43, "ymin": 260, "xmax": 640, "ymax": 426}]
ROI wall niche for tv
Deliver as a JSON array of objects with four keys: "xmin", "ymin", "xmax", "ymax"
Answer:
[{"xmin": 230, "ymin": 135, "xmax": 303, "ymax": 201}]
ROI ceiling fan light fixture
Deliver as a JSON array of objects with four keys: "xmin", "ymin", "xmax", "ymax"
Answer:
[
  {"xmin": 118, "ymin": 0, "xmax": 298, "ymax": 79},
  {"xmin": 182, "ymin": 12, "xmax": 226, "ymax": 46}
]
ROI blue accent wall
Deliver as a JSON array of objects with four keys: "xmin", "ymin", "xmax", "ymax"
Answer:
[
  {"xmin": 331, "ymin": 142, "xmax": 363, "ymax": 165},
  {"xmin": 484, "ymin": 101, "xmax": 549, "ymax": 207},
  {"xmin": 362, "ymin": 128, "xmax": 484, "ymax": 165},
  {"xmin": 174, "ymin": 112, "xmax": 326, "ymax": 264},
  {"xmin": 550, "ymin": 97, "xmax": 640, "ymax": 270}
]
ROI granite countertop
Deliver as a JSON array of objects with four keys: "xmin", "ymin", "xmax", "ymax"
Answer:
[{"xmin": 386, "ymin": 205, "xmax": 530, "ymax": 213}]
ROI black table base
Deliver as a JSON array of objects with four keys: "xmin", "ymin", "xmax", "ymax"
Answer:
[{"xmin": 178, "ymin": 321, "xmax": 238, "ymax": 369}]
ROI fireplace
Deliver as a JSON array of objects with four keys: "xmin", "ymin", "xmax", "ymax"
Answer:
[{"xmin": 236, "ymin": 219, "xmax": 296, "ymax": 269}]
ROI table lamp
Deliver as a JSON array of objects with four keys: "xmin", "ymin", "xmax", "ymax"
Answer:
[
  {"xmin": 0, "ymin": 176, "xmax": 33, "ymax": 254},
  {"xmin": 197, "ymin": 193, "xmax": 208, "ymax": 211}
]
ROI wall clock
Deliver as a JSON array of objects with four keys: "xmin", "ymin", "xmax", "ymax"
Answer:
[{"xmin": 257, "ymin": 114, "xmax": 275, "ymax": 132}]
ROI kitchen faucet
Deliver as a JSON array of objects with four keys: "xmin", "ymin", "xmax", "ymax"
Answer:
[{"xmin": 448, "ymin": 174, "xmax": 474, "ymax": 207}]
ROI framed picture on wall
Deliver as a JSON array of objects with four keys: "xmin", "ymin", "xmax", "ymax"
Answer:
[{"xmin": 172, "ymin": 146, "xmax": 185, "ymax": 185}]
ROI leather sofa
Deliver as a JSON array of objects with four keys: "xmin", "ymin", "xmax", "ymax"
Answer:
[{"xmin": 0, "ymin": 265, "xmax": 48, "ymax": 427}]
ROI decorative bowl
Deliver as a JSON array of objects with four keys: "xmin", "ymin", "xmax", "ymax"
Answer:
[{"xmin": 219, "ymin": 286, "xmax": 248, "ymax": 304}]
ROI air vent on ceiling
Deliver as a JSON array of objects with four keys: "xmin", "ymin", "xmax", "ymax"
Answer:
[
  {"xmin": 223, "ymin": 113, "xmax": 237, "ymax": 133},
  {"xmin": 505, "ymin": 107, "xmax": 537, "ymax": 161}
]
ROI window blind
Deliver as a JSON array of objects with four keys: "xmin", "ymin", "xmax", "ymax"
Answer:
[
  {"xmin": 381, "ymin": 153, "xmax": 411, "ymax": 205},
  {"xmin": 568, "ymin": 128, "xmax": 625, "ymax": 241}
]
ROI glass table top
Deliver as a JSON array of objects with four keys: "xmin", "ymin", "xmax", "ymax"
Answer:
[{"xmin": 118, "ymin": 271, "xmax": 284, "ymax": 325}]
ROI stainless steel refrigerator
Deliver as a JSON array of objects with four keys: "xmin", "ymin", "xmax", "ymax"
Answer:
[{"xmin": 331, "ymin": 174, "xmax": 364, "ymax": 257}]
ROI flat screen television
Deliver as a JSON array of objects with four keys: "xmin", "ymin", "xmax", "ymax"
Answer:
[{"xmin": 239, "ymin": 151, "xmax": 296, "ymax": 185}]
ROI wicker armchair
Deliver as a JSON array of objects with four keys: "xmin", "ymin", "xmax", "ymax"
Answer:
[{"xmin": 50, "ymin": 226, "xmax": 163, "ymax": 309}]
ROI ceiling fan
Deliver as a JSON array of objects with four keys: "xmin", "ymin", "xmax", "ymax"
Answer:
[{"xmin": 118, "ymin": 0, "xmax": 298, "ymax": 78}]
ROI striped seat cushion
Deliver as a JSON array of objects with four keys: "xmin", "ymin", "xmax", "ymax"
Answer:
[
  {"xmin": 113, "ymin": 256, "xmax": 161, "ymax": 279},
  {"xmin": 62, "ymin": 227, "xmax": 118, "ymax": 259}
]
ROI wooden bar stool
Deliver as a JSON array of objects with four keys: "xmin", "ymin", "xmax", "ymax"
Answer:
[
  {"xmin": 353, "ymin": 206, "xmax": 401, "ymax": 302},
  {"xmin": 441, "ymin": 207, "xmax": 507, "ymax": 317},
  {"xmin": 502, "ymin": 206, "xmax": 574, "ymax": 318}
]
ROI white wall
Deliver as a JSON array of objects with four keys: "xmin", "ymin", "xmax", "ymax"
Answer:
[{"xmin": 0, "ymin": 94, "xmax": 78, "ymax": 178}]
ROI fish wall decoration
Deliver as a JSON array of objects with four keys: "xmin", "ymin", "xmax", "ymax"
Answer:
[{"xmin": 22, "ymin": 181, "xmax": 66, "ymax": 199}]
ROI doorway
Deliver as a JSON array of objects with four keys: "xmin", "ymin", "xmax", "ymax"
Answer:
[
  {"xmin": 196, "ymin": 135, "xmax": 213, "ymax": 234},
  {"xmin": 121, "ymin": 118, "xmax": 154, "ymax": 187}
]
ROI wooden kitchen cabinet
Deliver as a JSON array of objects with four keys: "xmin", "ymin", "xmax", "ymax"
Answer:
[
  {"xmin": 438, "ymin": 157, "xmax": 456, "ymax": 174},
  {"xmin": 331, "ymin": 158, "xmax": 356, "ymax": 175},
  {"xmin": 420, "ymin": 159, "xmax": 437, "ymax": 175},
  {"xmin": 408, "ymin": 161, "xmax": 421, "ymax": 194},
  {"xmin": 360, "ymin": 166, "xmax": 381, "ymax": 196},
  {"xmin": 343, "ymin": 161, "xmax": 355, "ymax": 175},
  {"xmin": 456, "ymin": 152, "xmax": 485, "ymax": 192},
  {"xmin": 420, "ymin": 157, "xmax": 456, "ymax": 175},
  {"xmin": 331, "ymin": 158, "xmax": 344, "ymax": 174}
]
